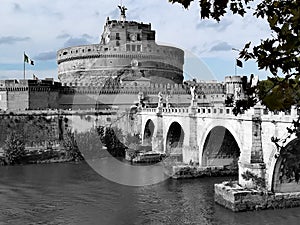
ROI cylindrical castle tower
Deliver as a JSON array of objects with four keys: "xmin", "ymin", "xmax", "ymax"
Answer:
[
  {"xmin": 57, "ymin": 7, "xmax": 184, "ymax": 86},
  {"xmin": 225, "ymin": 75, "xmax": 247, "ymax": 100}
]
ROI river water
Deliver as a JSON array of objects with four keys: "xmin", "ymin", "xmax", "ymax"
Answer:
[{"xmin": 0, "ymin": 161, "xmax": 299, "ymax": 225}]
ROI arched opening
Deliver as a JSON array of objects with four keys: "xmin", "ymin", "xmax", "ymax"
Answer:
[
  {"xmin": 202, "ymin": 126, "xmax": 240, "ymax": 170},
  {"xmin": 272, "ymin": 138, "xmax": 300, "ymax": 193},
  {"xmin": 166, "ymin": 122, "xmax": 184, "ymax": 159},
  {"xmin": 143, "ymin": 119, "xmax": 155, "ymax": 147}
]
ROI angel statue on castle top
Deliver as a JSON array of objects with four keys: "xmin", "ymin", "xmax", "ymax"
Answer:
[{"xmin": 118, "ymin": 5, "xmax": 127, "ymax": 16}]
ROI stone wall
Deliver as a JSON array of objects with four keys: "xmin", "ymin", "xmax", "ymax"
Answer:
[
  {"xmin": 29, "ymin": 89, "xmax": 59, "ymax": 109},
  {"xmin": 7, "ymin": 90, "xmax": 29, "ymax": 110},
  {"xmin": 215, "ymin": 181, "xmax": 300, "ymax": 212},
  {"xmin": 0, "ymin": 91, "xmax": 7, "ymax": 110}
]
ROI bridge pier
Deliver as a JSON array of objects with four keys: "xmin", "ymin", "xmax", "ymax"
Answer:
[
  {"xmin": 239, "ymin": 104, "xmax": 266, "ymax": 188},
  {"xmin": 151, "ymin": 107, "xmax": 164, "ymax": 153},
  {"xmin": 182, "ymin": 104, "xmax": 199, "ymax": 164}
]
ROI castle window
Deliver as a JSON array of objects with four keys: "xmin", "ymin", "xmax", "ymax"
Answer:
[
  {"xmin": 63, "ymin": 52, "xmax": 67, "ymax": 55},
  {"xmin": 106, "ymin": 117, "xmax": 111, "ymax": 122},
  {"xmin": 82, "ymin": 49, "xmax": 85, "ymax": 53},
  {"xmin": 88, "ymin": 49, "xmax": 91, "ymax": 52},
  {"xmin": 132, "ymin": 45, "xmax": 136, "ymax": 51},
  {"xmin": 116, "ymin": 41, "xmax": 120, "ymax": 46},
  {"xmin": 116, "ymin": 33, "xmax": 120, "ymax": 40},
  {"xmin": 126, "ymin": 44, "xmax": 130, "ymax": 51},
  {"xmin": 137, "ymin": 45, "xmax": 141, "ymax": 51},
  {"xmin": 137, "ymin": 34, "xmax": 141, "ymax": 41},
  {"xmin": 76, "ymin": 50, "xmax": 78, "ymax": 53}
]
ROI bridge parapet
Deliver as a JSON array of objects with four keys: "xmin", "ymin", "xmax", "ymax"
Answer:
[
  {"xmin": 142, "ymin": 105, "xmax": 299, "ymax": 122},
  {"xmin": 260, "ymin": 106, "xmax": 299, "ymax": 122}
]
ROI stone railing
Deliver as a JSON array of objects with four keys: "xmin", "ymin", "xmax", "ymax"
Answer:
[{"xmin": 141, "ymin": 105, "xmax": 299, "ymax": 121}]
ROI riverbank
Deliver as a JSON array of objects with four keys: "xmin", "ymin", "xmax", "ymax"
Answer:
[{"xmin": 165, "ymin": 164, "xmax": 238, "ymax": 179}]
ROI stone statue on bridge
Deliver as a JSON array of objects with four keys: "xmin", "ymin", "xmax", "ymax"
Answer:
[
  {"xmin": 158, "ymin": 92, "xmax": 163, "ymax": 107},
  {"xmin": 166, "ymin": 94, "xmax": 171, "ymax": 108},
  {"xmin": 190, "ymin": 86, "xmax": 197, "ymax": 101}
]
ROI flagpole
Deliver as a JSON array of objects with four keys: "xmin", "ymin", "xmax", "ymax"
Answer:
[
  {"xmin": 235, "ymin": 59, "xmax": 237, "ymax": 76},
  {"xmin": 23, "ymin": 51, "xmax": 25, "ymax": 79},
  {"xmin": 232, "ymin": 48, "xmax": 240, "ymax": 76}
]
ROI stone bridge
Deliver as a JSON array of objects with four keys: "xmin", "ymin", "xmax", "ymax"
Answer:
[{"xmin": 139, "ymin": 104, "xmax": 300, "ymax": 193}]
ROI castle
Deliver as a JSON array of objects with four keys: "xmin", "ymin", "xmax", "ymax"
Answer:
[{"xmin": 0, "ymin": 6, "xmax": 247, "ymax": 112}]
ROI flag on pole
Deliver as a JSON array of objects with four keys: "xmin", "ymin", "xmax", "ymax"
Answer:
[
  {"xmin": 24, "ymin": 53, "xmax": 34, "ymax": 66},
  {"xmin": 33, "ymin": 74, "xmax": 39, "ymax": 80},
  {"xmin": 236, "ymin": 59, "xmax": 243, "ymax": 68}
]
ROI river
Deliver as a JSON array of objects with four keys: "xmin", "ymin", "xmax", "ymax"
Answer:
[{"xmin": 0, "ymin": 161, "xmax": 299, "ymax": 225}]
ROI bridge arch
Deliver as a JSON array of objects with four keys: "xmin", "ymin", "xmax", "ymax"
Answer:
[
  {"xmin": 165, "ymin": 121, "xmax": 185, "ymax": 157},
  {"xmin": 198, "ymin": 121, "xmax": 242, "ymax": 168},
  {"xmin": 143, "ymin": 119, "xmax": 155, "ymax": 146},
  {"xmin": 271, "ymin": 137, "xmax": 300, "ymax": 192}
]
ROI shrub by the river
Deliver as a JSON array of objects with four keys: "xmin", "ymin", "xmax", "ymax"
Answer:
[
  {"xmin": 3, "ymin": 131, "xmax": 26, "ymax": 165},
  {"xmin": 62, "ymin": 130, "xmax": 84, "ymax": 162}
]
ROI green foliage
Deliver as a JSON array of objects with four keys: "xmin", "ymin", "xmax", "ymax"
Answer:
[
  {"xmin": 124, "ymin": 133, "xmax": 141, "ymax": 146},
  {"xmin": 0, "ymin": 115, "xmax": 57, "ymax": 147},
  {"xmin": 75, "ymin": 128, "xmax": 110, "ymax": 159},
  {"xmin": 97, "ymin": 126, "xmax": 126, "ymax": 157},
  {"xmin": 242, "ymin": 170, "xmax": 266, "ymax": 190},
  {"xmin": 257, "ymin": 78, "xmax": 300, "ymax": 111},
  {"xmin": 124, "ymin": 133, "xmax": 141, "ymax": 151},
  {"xmin": 62, "ymin": 130, "xmax": 84, "ymax": 161},
  {"xmin": 3, "ymin": 131, "xmax": 26, "ymax": 165}
]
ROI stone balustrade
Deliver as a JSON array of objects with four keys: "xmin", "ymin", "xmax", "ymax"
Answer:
[{"xmin": 142, "ymin": 105, "xmax": 299, "ymax": 122}]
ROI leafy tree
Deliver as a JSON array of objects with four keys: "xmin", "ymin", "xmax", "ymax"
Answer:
[
  {"xmin": 4, "ymin": 131, "xmax": 26, "ymax": 165},
  {"xmin": 97, "ymin": 126, "xmax": 126, "ymax": 157},
  {"xmin": 75, "ymin": 128, "xmax": 109, "ymax": 159},
  {"xmin": 257, "ymin": 78, "xmax": 300, "ymax": 111},
  {"xmin": 62, "ymin": 130, "xmax": 84, "ymax": 161}
]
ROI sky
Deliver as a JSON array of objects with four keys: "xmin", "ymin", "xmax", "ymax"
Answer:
[{"xmin": 0, "ymin": 0, "xmax": 273, "ymax": 82}]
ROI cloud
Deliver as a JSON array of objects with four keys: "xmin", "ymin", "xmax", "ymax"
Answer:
[
  {"xmin": 13, "ymin": 3, "xmax": 22, "ymax": 12},
  {"xmin": 34, "ymin": 51, "xmax": 57, "ymax": 61},
  {"xmin": 56, "ymin": 33, "xmax": 71, "ymax": 39},
  {"xmin": 210, "ymin": 42, "xmax": 233, "ymax": 52},
  {"xmin": 0, "ymin": 36, "xmax": 30, "ymax": 45},
  {"xmin": 63, "ymin": 37, "xmax": 91, "ymax": 48},
  {"xmin": 196, "ymin": 19, "xmax": 233, "ymax": 32},
  {"xmin": 82, "ymin": 34, "xmax": 93, "ymax": 40}
]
